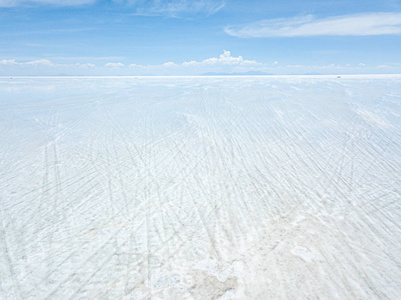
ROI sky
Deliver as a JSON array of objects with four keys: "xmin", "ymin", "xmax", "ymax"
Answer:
[{"xmin": 1, "ymin": 0, "xmax": 401, "ymax": 75}]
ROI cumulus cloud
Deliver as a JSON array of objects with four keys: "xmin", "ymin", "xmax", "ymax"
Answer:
[
  {"xmin": 225, "ymin": 12, "xmax": 401, "ymax": 38},
  {"xmin": 182, "ymin": 50, "xmax": 260, "ymax": 67},
  {"xmin": 0, "ymin": 58, "xmax": 101, "ymax": 75},
  {"xmin": 0, "ymin": 0, "xmax": 95, "ymax": 7},
  {"xmin": 104, "ymin": 62, "xmax": 124, "ymax": 68},
  {"xmin": 162, "ymin": 62, "xmax": 178, "ymax": 67},
  {"xmin": 2, "ymin": 53, "xmax": 400, "ymax": 76},
  {"xmin": 127, "ymin": 51, "xmax": 261, "ymax": 72},
  {"xmin": 76, "ymin": 63, "xmax": 96, "ymax": 68}
]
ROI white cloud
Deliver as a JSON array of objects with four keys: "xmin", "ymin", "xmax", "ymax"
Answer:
[
  {"xmin": 0, "ymin": 0, "xmax": 224, "ymax": 16},
  {"xmin": 0, "ymin": 59, "xmax": 18, "ymax": 65},
  {"xmin": 0, "ymin": 59, "xmax": 54, "ymax": 66},
  {"xmin": 377, "ymin": 64, "xmax": 394, "ymax": 68},
  {"xmin": 25, "ymin": 59, "xmax": 53, "ymax": 66},
  {"xmin": 225, "ymin": 12, "xmax": 401, "ymax": 38},
  {"xmin": 359, "ymin": 63, "xmax": 366, "ymax": 66},
  {"xmin": 2, "ymin": 54, "xmax": 401, "ymax": 76},
  {"xmin": 0, "ymin": 58, "xmax": 103, "ymax": 75},
  {"xmin": 127, "ymin": 51, "xmax": 261, "ymax": 73},
  {"xmin": 182, "ymin": 50, "xmax": 260, "ymax": 67},
  {"xmin": 118, "ymin": 0, "xmax": 225, "ymax": 17},
  {"xmin": 104, "ymin": 62, "xmax": 124, "ymax": 68},
  {"xmin": 76, "ymin": 63, "xmax": 96, "ymax": 68},
  {"xmin": 162, "ymin": 62, "xmax": 178, "ymax": 67},
  {"xmin": 0, "ymin": 0, "xmax": 95, "ymax": 7}
]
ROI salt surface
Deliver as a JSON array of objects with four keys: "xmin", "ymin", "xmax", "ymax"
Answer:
[{"xmin": 1, "ymin": 76, "xmax": 401, "ymax": 299}]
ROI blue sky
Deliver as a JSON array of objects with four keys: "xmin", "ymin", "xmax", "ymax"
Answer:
[{"xmin": 1, "ymin": 0, "xmax": 401, "ymax": 75}]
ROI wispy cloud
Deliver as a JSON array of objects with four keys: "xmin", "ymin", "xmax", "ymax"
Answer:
[
  {"xmin": 51, "ymin": 56, "xmax": 125, "ymax": 61},
  {"xmin": 377, "ymin": 64, "xmax": 395, "ymax": 69},
  {"xmin": 0, "ymin": 0, "xmax": 224, "ymax": 16},
  {"xmin": 0, "ymin": 58, "xmax": 53, "ymax": 65},
  {"xmin": 225, "ymin": 12, "xmax": 401, "ymax": 38},
  {"xmin": 0, "ymin": 0, "xmax": 96, "ymax": 7},
  {"xmin": 0, "ymin": 28, "xmax": 97, "ymax": 38},
  {"xmin": 116, "ymin": 0, "xmax": 225, "ymax": 17},
  {"xmin": 0, "ymin": 59, "xmax": 18, "ymax": 65},
  {"xmin": 25, "ymin": 59, "xmax": 53, "ymax": 66}
]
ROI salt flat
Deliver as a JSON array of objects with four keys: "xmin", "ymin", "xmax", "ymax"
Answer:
[{"xmin": 1, "ymin": 76, "xmax": 401, "ymax": 299}]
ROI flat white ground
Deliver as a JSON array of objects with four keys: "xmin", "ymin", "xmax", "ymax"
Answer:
[{"xmin": 1, "ymin": 76, "xmax": 401, "ymax": 299}]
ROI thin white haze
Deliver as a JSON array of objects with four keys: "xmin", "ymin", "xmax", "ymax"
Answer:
[{"xmin": 225, "ymin": 13, "xmax": 401, "ymax": 37}]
